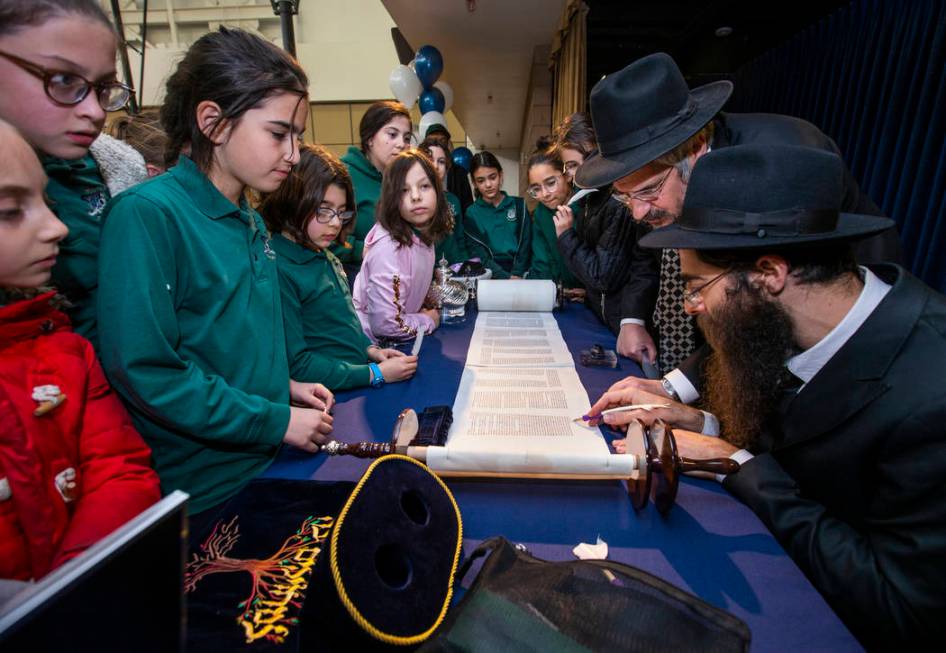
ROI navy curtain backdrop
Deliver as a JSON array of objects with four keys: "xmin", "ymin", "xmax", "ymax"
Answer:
[{"xmin": 728, "ymin": 0, "xmax": 946, "ymax": 292}]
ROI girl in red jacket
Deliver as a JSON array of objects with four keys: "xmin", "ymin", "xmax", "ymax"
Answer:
[{"xmin": 0, "ymin": 119, "xmax": 160, "ymax": 582}]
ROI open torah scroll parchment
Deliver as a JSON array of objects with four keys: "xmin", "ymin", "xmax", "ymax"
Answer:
[{"xmin": 427, "ymin": 312, "xmax": 638, "ymax": 477}]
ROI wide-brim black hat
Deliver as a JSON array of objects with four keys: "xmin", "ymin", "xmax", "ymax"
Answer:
[
  {"xmin": 639, "ymin": 144, "xmax": 895, "ymax": 250},
  {"xmin": 576, "ymin": 52, "xmax": 732, "ymax": 189}
]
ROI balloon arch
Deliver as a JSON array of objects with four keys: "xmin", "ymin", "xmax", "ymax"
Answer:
[{"xmin": 388, "ymin": 45, "xmax": 473, "ymax": 172}]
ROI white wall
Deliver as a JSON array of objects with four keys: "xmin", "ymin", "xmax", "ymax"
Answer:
[
  {"xmin": 492, "ymin": 148, "xmax": 522, "ymax": 197},
  {"xmin": 295, "ymin": 0, "xmax": 401, "ymax": 102},
  {"xmin": 114, "ymin": 0, "xmax": 402, "ymax": 105}
]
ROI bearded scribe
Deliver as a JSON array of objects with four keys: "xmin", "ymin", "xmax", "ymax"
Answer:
[{"xmin": 588, "ymin": 144, "xmax": 946, "ymax": 646}]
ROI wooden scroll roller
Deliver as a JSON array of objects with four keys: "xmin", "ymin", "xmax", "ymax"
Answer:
[
  {"xmin": 625, "ymin": 418, "xmax": 741, "ymax": 515},
  {"xmin": 320, "ymin": 407, "xmax": 451, "ymax": 459},
  {"xmin": 322, "ymin": 410, "xmax": 739, "ymax": 515}
]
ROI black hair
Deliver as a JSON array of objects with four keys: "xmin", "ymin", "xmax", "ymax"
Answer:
[
  {"xmin": 526, "ymin": 138, "xmax": 562, "ymax": 171},
  {"xmin": 0, "ymin": 0, "xmax": 113, "ymax": 37},
  {"xmin": 470, "ymin": 151, "xmax": 502, "ymax": 176},
  {"xmin": 418, "ymin": 137, "xmax": 450, "ymax": 170},
  {"xmin": 695, "ymin": 243, "xmax": 859, "ymax": 286},
  {"xmin": 358, "ymin": 100, "xmax": 411, "ymax": 154},
  {"xmin": 160, "ymin": 26, "xmax": 308, "ymax": 170}
]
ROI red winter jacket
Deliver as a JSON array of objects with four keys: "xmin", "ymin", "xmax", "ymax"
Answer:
[{"xmin": 0, "ymin": 292, "xmax": 161, "ymax": 580}]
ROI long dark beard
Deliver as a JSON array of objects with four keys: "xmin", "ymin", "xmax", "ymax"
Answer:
[{"xmin": 700, "ymin": 279, "xmax": 799, "ymax": 449}]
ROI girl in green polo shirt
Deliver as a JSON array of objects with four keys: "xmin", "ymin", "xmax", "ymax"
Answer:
[
  {"xmin": 259, "ymin": 144, "xmax": 418, "ymax": 391},
  {"xmin": 0, "ymin": 0, "xmax": 142, "ymax": 349},
  {"xmin": 464, "ymin": 151, "xmax": 532, "ymax": 279},
  {"xmin": 96, "ymin": 27, "xmax": 334, "ymax": 514},
  {"xmin": 525, "ymin": 144, "xmax": 584, "ymax": 295},
  {"xmin": 334, "ymin": 100, "xmax": 412, "ymax": 274}
]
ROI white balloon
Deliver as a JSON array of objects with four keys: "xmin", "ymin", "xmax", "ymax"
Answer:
[
  {"xmin": 418, "ymin": 111, "xmax": 446, "ymax": 140},
  {"xmin": 389, "ymin": 64, "xmax": 421, "ymax": 109},
  {"xmin": 434, "ymin": 81, "xmax": 454, "ymax": 112}
]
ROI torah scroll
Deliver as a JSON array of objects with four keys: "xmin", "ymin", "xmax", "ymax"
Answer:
[{"xmin": 476, "ymin": 279, "xmax": 557, "ymax": 312}]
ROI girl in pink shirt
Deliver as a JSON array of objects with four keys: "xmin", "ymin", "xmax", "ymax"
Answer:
[{"xmin": 353, "ymin": 149, "xmax": 453, "ymax": 343}]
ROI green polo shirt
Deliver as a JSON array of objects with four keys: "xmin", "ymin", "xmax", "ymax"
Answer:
[
  {"xmin": 334, "ymin": 146, "xmax": 383, "ymax": 265},
  {"xmin": 97, "ymin": 155, "xmax": 290, "ymax": 514},
  {"xmin": 529, "ymin": 201, "xmax": 582, "ymax": 288},
  {"xmin": 44, "ymin": 154, "xmax": 110, "ymax": 348},
  {"xmin": 271, "ymin": 234, "xmax": 373, "ymax": 391},
  {"xmin": 464, "ymin": 192, "xmax": 532, "ymax": 278},
  {"xmin": 435, "ymin": 191, "xmax": 471, "ymax": 265}
]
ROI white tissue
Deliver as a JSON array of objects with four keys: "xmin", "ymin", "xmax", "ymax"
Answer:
[{"xmin": 572, "ymin": 535, "xmax": 608, "ymax": 560}]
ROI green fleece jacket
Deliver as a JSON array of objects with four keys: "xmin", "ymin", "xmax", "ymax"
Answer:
[
  {"xmin": 96, "ymin": 155, "xmax": 290, "ymax": 514},
  {"xmin": 44, "ymin": 154, "xmax": 110, "ymax": 348},
  {"xmin": 335, "ymin": 146, "xmax": 383, "ymax": 265},
  {"xmin": 435, "ymin": 191, "xmax": 471, "ymax": 265},
  {"xmin": 464, "ymin": 193, "xmax": 532, "ymax": 278},
  {"xmin": 272, "ymin": 234, "xmax": 374, "ymax": 391},
  {"xmin": 528, "ymin": 201, "xmax": 582, "ymax": 287}
]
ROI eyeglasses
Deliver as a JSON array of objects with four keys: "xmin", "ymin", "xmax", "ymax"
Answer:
[
  {"xmin": 562, "ymin": 160, "xmax": 581, "ymax": 175},
  {"xmin": 611, "ymin": 167, "xmax": 674, "ymax": 207},
  {"xmin": 0, "ymin": 50, "xmax": 132, "ymax": 112},
  {"xmin": 527, "ymin": 174, "xmax": 563, "ymax": 199},
  {"xmin": 683, "ymin": 269, "xmax": 732, "ymax": 307},
  {"xmin": 314, "ymin": 207, "xmax": 355, "ymax": 225}
]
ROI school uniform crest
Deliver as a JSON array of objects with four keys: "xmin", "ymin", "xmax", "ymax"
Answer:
[
  {"xmin": 262, "ymin": 237, "xmax": 277, "ymax": 260},
  {"xmin": 506, "ymin": 207, "xmax": 517, "ymax": 222},
  {"xmin": 83, "ymin": 190, "xmax": 108, "ymax": 219}
]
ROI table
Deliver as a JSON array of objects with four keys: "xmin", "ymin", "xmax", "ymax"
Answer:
[{"xmin": 263, "ymin": 303, "xmax": 861, "ymax": 651}]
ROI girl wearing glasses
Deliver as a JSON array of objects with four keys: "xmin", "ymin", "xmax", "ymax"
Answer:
[
  {"xmin": 353, "ymin": 150, "xmax": 451, "ymax": 345},
  {"xmin": 259, "ymin": 145, "xmax": 417, "ymax": 391},
  {"xmin": 551, "ymin": 113, "xmax": 659, "ymax": 364},
  {"xmin": 525, "ymin": 142, "xmax": 583, "ymax": 294},
  {"xmin": 464, "ymin": 151, "xmax": 532, "ymax": 279},
  {"xmin": 335, "ymin": 101, "xmax": 413, "ymax": 276},
  {"xmin": 96, "ymin": 28, "xmax": 335, "ymax": 515},
  {"xmin": 0, "ymin": 0, "xmax": 135, "ymax": 349}
]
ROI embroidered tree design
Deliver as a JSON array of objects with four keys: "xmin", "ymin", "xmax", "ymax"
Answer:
[{"xmin": 185, "ymin": 514, "xmax": 334, "ymax": 644}]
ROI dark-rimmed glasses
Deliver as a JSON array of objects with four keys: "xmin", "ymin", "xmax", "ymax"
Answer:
[
  {"xmin": 0, "ymin": 50, "xmax": 132, "ymax": 112},
  {"xmin": 314, "ymin": 207, "xmax": 355, "ymax": 225},
  {"xmin": 612, "ymin": 166, "xmax": 674, "ymax": 206}
]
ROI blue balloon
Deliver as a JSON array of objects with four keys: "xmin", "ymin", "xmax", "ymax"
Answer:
[
  {"xmin": 413, "ymin": 45, "xmax": 443, "ymax": 89},
  {"xmin": 419, "ymin": 87, "xmax": 446, "ymax": 114},
  {"xmin": 452, "ymin": 147, "xmax": 473, "ymax": 172}
]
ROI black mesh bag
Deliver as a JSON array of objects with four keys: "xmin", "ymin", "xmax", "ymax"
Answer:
[{"xmin": 421, "ymin": 536, "xmax": 751, "ymax": 653}]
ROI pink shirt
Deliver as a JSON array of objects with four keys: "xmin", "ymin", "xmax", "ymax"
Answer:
[{"xmin": 352, "ymin": 223, "xmax": 435, "ymax": 343}]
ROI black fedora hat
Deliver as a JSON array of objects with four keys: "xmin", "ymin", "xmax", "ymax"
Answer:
[
  {"xmin": 639, "ymin": 144, "xmax": 895, "ymax": 250},
  {"xmin": 575, "ymin": 52, "xmax": 732, "ymax": 189}
]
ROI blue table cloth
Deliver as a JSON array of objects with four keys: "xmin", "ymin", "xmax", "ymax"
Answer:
[{"xmin": 264, "ymin": 303, "xmax": 861, "ymax": 651}]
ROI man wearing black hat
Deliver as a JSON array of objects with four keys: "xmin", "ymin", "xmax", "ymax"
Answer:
[
  {"xmin": 590, "ymin": 144, "xmax": 946, "ymax": 647},
  {"xmin": 576, "ymin": 52, "xmax": 901, "ymax": 402}
]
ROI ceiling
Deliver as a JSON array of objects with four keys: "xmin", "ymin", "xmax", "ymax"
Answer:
[
  {"xmin": 382, "ymin": 0, "xmax": 851, "ymax": 150},
  {"xmin": 381, "ymin": 0, "xmax": 567, "ymax": 151}
]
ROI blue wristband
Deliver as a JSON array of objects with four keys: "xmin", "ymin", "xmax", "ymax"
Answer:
[{"xmin": 368, "ymin": 362, "xmax": 384, "ymax": 388}]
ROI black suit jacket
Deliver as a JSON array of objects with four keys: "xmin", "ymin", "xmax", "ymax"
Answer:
[{"xmin": 724, "ymin": 265, "xmax": 946, "ymax": 647}]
